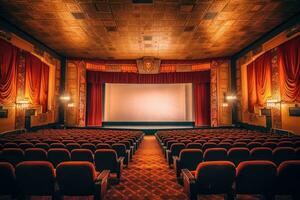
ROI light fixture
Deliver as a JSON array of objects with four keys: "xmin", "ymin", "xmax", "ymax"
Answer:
[
  {"xmin": 266, "ymin": 99, "xmax": 280, "ymax": 108},
  {"xmin": 67, "ymin": 102, "xmax": 75, "ymax": 108},
  {"xmin": 60, "ymin": 93, "xmax": 71, "ymax": 102},
  {"xmin": 225, "ymin": 94, "xmax": 237, "ymax": 101},
  {"xmin": 222, "ymin": 102, "xmax": 229, "ymax": 107},
  {"xmin": 16, "ymin": 97, "xmax": 30, "ymax": 108}
]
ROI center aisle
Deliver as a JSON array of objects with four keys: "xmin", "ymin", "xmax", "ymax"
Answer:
[{"xmin": 104, "ymin": 135, "xmax": 188, "ymax": 200}]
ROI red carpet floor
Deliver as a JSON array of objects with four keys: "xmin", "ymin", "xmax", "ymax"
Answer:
[{"xmin": 104, "ymin": 135, "xmax": 188, "ymax": 200}]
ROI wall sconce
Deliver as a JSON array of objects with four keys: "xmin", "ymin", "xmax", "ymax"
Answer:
[
  {"xmin": 67, "ymin": 102, "xmax": 75, "ymax": 108},
  {"xmin": 16, "ymin": 97, "xmax": 30, "ymax": 109},
  {"xmin": 222, "ymin": 102, "xmax": 229, "ymax": 107},
  {"xmin": 60, "ymin": 94, "xmax": 71, "ymax": 102},
  {"xmin": 266, "ymin": 99, "xmax": 280, "ymax": 108},
  {"xmin": 225, "ymin": 94, "xmax": 237, "ymax": 101}
]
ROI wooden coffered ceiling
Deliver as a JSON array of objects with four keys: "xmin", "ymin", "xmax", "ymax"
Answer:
[{"xmin": 0, "ymin": 0, "xmax": 299, "ymax": 60}]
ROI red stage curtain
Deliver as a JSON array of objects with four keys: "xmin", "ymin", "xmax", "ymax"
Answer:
[
  {"xmin": 247, "ymin": 51, "xmax": 272, "ymax": 112},
  {"xmin": 87, "ymin": 71, "xmax": 210, "ymax": 84},
  {"xmin": 86, "ymin": 71, "xmax": 210, "ymax": 126},
  {"xmin": 25, "ymin": 53, "xmax": 42, "ymax": 105},
  {"xmin": 87, "ymin": 83, "xmax": 102, "ymax": 126},
  {"xmin": 194, "ymin": 83, "xmax": 211, "ymax": 126},
  {"xmin": 278, "ymin": 36, "xmax": 300, "ymax": 102},
  {"xmin": 39, "ymin": 63, "xmax": 49, "ymax": 112},
  {"xmin": 0, "ymin": 39, "xmax": 17, "ymax": 105},
  {"xmin": 255, "ymin": 51, "xmax": 272, "ymax": 106}
]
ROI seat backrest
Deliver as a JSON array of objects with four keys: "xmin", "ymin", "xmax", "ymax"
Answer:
[
  {"xmin": 250, "ymin": 147, "xmax": 273, "ymax": 161},
  {"xmin": 0, "ymin": 162, "xmax": 16, "ymax": 195},
  {"xmin": 247, "ymin": 142, "xmax": 262, "ymax": 150},
  {"xmin": 170, "ymin": 143, "xmax": 185, "ymax": 156},
  {"xmin": 94, "ymin": 149, "xmax": 118, "ymax": 172},
  {"xmin": 195, "ymin": 161, "xmax": 236, "ymax": 194},
  {"xmin": 71, "ymin": 149, "xmax": 94, "ymax": 163},
  {"xmin": 56, "ymin": 161, "xmax": 96, "ymax": 195},
  {"xmin": 185, "ymin": 143, "xmax": 202, "ymax": 149},
  {"xmin": 66, "ymin": 143, "xmax": 81, "ymax": 152},
  {"xmin": 96, "ymin": 143, "xmax": 111, "ymax": 149},
  {"xmin": 236, "ymin": 160, "xmax": 277, "ymax": 194},
  {"xmin": 227, "ymin": 147, "xmax": 250, "ymax": 166},
  {"xmin": 2, "ymin": 148, "xmax": 24, "ymax": 166},
  {"xmin": 48, "ymin": 148, "xmax": 71, "ymax": 168},
  {"xmin": 272, "ymin": 147, "xmax": 296, "ymax": 165},
  {"xmin": 35, "ymin": 143, "xmax": 50, "ymax": 151},
  {"xmin": 217, "ymin": 142, "xmax": 231, "ymax": 150},
  {"xmin": 112, "ymin": 143, "xmax": 127, "ymax": 157},
  {"xmin": 262, "ymin": 142, "xmax": 277, "ymax": 150},
  {"xmin": 277, "ymin": 141, "xmax": 294, "ymax": 148},
  {"xmin": 179, "ymin": 149, "xmax": 203, "ymax": 170},
  {"xmin": 24, "ymin": 148, "xmax": 47, "ymax": 161},
  {"xmin": 81, "ymin": 143, "xmax": 96, "ymax": 152},
  {"xmin": 50, "ymin": 143, "xmax": 66, "ymax": 149},
  {"xmin": 16, "ymin": 161, "xmax": 55, "ymax": 195},
  {"xmin": 232, "ymin": 142, "xmax": 247, "ymax": 148},
  {"xmin": 203, "ymin": 148, "xmax": 227, "ymax": 161},
  {"xmin": 3, "ymin": 143, "xmax": 18, "ymax": 148},
  {"xmin": 19, "ymin": 143, "xmax": 35, "ymax": 150},
  {"xmin": 277, "ymin": 160, "xmax": 300, "ymax": 194},
  {"xmin": 202, "ymin": 142, "xmax": 217, "ymax": 152}
]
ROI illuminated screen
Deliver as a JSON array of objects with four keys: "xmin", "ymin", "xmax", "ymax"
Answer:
[{"xmin": 104, "ymin": 83, "xmax": 194, "ymax": 122}]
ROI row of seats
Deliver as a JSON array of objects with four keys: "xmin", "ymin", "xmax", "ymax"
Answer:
[
  {"xmin": 0, "ymin": 161, "xmax": 109, "ymax": 200},
  {"xmin": 182, "ymin": 160, "xmax": 300, "ymax": 200},
  {"xmin": 173, "ymin": 147, "xmax": 300, "ymax": 179}
]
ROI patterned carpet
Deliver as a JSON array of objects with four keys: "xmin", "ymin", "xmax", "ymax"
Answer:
[{"xmin": 104, "ymin": 135, "xmax": 188, "ymax": 200}]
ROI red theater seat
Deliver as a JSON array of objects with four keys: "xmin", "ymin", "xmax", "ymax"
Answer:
[
  {"xmin": 236, "ymin": 161, "xmax": 277, "ymax": 198},
  {"xmin": 166, "ymin": 143, "xmax": 185, "ymax": 166},
  {"xmin": 247, "ymin": 142, "xmax": 262, "ymax": 150},
  {"xmin": 276, "ymin": 160, "xmax": 300, "ymax": 198},
  {"xmin": 182, "ymin": 161, "xmax": 236, "ymax": 200},
  {"xmin": 71, "ymin": 149, "xmax": 94, "ymax": 163},
  {"xmin": 35, "ymin": 143, "xmax": 50, "ymax": 151},
  {"xmin": 185, "ymin": 143, "xmax": 202, "ymax": 149},
  {"xmin": 81, "ymin": 143, "xmax": 96, "ymax": 152},
  {"xmin": 173, "ymin": 149, "xmax": 202, "ymax": 179},
  {"xmin": 50, "ymin": 143, "xmax": 66, "ymax": 149},
  {"xmin": 250, "ymin": 147, "xmax": 273, "ymax": 161},
  {"xmin": 66, "ymin": 143, "xmax": 81, "ymax": 152},
  {"xmin": 48, "ymin": 148, "xmax": 71, "ymax": 168},
  {"xmin": 112, "ymin": 143, "xmax": 130, "ymax": 166},
  {"xmin": 56, "ymin": 161, "xmax": 109, "ymax": 200},
  {"xmin": 3, "ymin": 143, "xmax": 18, "ymax": 148},
  {"xmin": 0, "ymin": 162, "xmax": 16, "ymax": 196},
  {"xmin": 227, "ymin": 147, "xmax": 250, "ymax": 166},
  {"xmin": 96, "ymin": 143, "xmax": 111, "ymax": 149},
  {"xmin": 19, "ymin": 143, "xmax": 35, "ymax": 150},
  {"xmin": 262, "ymin": 142, "xmax": 277, "ymax": 150},
  {"xmin": 16, "ymin": 161, "xmax": 55, "ymax": 197},
  {"xmin": 273, "ymin": 147, "xmax": 297, "ymax": 165},
  {"xmin": 24, "ymin": 148, "xmax": 47, "ymax": 161},
  {"xmin": 1, "ymin": 148, "xmax": 24, "ymax": 166},
  {"xmin": 203, "ymin": 148, "xmax": 227, "ymax": 161},
  {"xmin": 94, "ymin": 149, "xmax": 123, "ymax": 180}
]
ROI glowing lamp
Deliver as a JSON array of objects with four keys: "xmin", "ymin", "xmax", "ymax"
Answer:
[
  {"xmin": 225, "ymin": 94, "xmax": 237, "ymax": 101},
  {"xmin": 67, "ymin": 102, "xmax": 75, "ymax": 108},
  {"xmin": 16, "ymin": 97, "xmax": 30, "ymax": 108},
  {"xmin": 60, "ymin": 94, "xmax": 71, "ymax": 102},
  {"xmin": 266, "ymin": 99, "xmax": 279, "ymax": 108},
  {"xmin": 222, "ymin": 102, "xmax": 229, "ymax": 107}
]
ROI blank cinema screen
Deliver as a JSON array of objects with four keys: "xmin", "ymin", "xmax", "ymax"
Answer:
[{"xmin": 104, "ymin": 83, "xmax": 193, "ymax": 122}]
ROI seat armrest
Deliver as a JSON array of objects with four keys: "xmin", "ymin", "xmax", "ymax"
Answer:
[
  {"xmin": 182, "ymin": 169, "xmax": 197, "ymax": 200},
  {"xmin": 118, "ymin": 157, "xmax": 125, "ymax": 166},
  {"xmin": 95, "ymin": 170, "xmax": 110, "ymax": 200},
  {"xmin": 173, "ymin": 156, "xmax": 180, "ymax": 177}
]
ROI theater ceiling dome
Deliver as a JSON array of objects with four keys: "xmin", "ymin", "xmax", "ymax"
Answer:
[{"xmin": 0, "ymin": 0, "xmax": 299, "ymax": 59}]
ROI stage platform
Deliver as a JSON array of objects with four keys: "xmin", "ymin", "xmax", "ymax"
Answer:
[{"xmin": 102, "ymin": 125, "xmax": 194, "ymax": 130}]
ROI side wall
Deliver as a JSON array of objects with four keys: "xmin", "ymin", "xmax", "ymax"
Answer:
[
  {"xmin": 236, "ymin": 22, "xmax": 300, "ymax": 134},
  {"xmin": 0, "ymin": 24, "xmax": 62, "ymax": 133}
]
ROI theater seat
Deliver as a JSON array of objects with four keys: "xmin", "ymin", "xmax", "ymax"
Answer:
[
  {"xmin": 250, "ymin": 147, "xmax": 273, "ymax": 161},
  {"xmin": 173, "ymin": 149, "xmax": 202, "ymax": 179},
  {"xmin": 1, "ymin": 148, "xmax": 24, "ymax": 166},
  {"xmin": 273, "ymin": 147, "xmax": 297, "ymax": 165},
  {"xmin": 48, "ymin": 148, "xmax": 71, "ymax": 168},
  {"xmin": 96, "ymin": 143, "xmax": 111, "ymax": 149},
  {"xmin": 112, "ymin": 143, "xmax": 130, "ymax": 166},
  {"xmin": 19, "ymin": 143, "xmax": 35, "ymax": 150},
  {"xmin": 56, "ymin": 161, "xmax": 109, "ymax": 200},
  {"xmin": 276, "ymin": 160, "xmax": 300, "ymax": 199},
  {"xmin": 182, "ymin": 161, "xmax": 236, "ymax": 200},
  {"xmin": 71, "ymin": 149, "xmax": 94, "ymax": 163},
  {"xmin": 236, "ymin": 161, "xmax": 277, "ymax": 198},
  {"xmin": 66, "ymin": 143, "xmax": 81, "ymax": 152},
  {"xmin": 166, "ymin": 143, "xmax": 185, "ymax": 166},
  {"xmin": 0, "ymin": 162, "xmax": 16, "ymax": 196},
  {"xmin": 24, "ymin": 148, "xmax": 47, "ymax": 161},
  {"xmin": 16, "ymin": 161, "xmax": 56, "ymax": 197},
  {"xmin": 262, "ymin": 142, "xmax": 277, "ymax": 150},
  {"xmin": 34, "ymin": 143, "xmax": 50, "ymax": 151},
  {"xmin": 94, "ymin": 149, "xmax": 124, "ymax": 180},
  {"xmin": 203, "ymin": 148, "xmax": 227, "ymax": 161},
  {"xmin": 185, "ymin": 143, "xmax": 202, "ymax": 149},
  {"xmin": 227, "ymin": 147, "xmax": 250, "ymax": 166},
  {"xmin": 81, "ymin": 143, "xmax": 96, "ymax": 153}
]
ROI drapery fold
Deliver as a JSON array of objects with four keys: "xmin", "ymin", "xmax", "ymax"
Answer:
[
  {"xmin": 0, "ymin": 39, "xmax": 17, "ymax": 105},
  {"xmin": 194, "ymin": 83, "xmax": 211, "ymax": 126},
  {"xmin": 87, "ymin": 83, "xmax": 102, "ymax": 126},
  {"xmin": 247, "ymin": 51, "xmax": 272, "ymax": 112},
  {"xmin": 25, "ymin": 53, "xmax": 49, "ymax": 112},
  {"xmin": 278, "ymin": 36, "xmax": 300, "ymax": 102},
  {"xmin": 86, "ymin": 70, "xmax": 211, "ymax": 126}
]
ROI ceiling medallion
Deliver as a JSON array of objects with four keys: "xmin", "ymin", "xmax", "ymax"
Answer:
[{"xmin": 137, "ymin": 57, "xmax": 161, "ymax": 74}]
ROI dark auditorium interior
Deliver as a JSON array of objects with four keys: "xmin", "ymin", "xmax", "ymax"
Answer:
[{"xmin": 0, "ymin": 0, "xmax": 300, "ymax": 200}]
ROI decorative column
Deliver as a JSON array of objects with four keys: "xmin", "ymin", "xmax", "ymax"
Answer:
[
  {"xmin": 78, "ymin": 61, "xmax": 86, "ymax": 127},
  {"xmin": 271, "ymin": 48, "xmax": 282, "ymax": 129},
  {"xmin": 210, "ymin": 61, "xmax": 218, "ymax": 127},
  {"xmin": 15, "ymin": 50, "xmax": 26, "ymax": 129}
]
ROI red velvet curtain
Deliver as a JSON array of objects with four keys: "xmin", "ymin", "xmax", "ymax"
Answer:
[
  {"xmin": 40, "ymin": 63, "xmax": 49, "ymax": 112},
  {"xmin": 87, "ymin": 83, "xmax": 102, "ymax": 126},
  {"xmin": 278, "ymin": 36, "xmax": 300, "ymax": 102},
  {"xmin": 0, "ymin": 39, "xmax": 17, "ymax": 105},
  {"xmin": 86, "ymin": 71, "xmax": 210, "ymax": 126},
  {"xmin": 247, "ymin": 51, "xmax": 272, "ymax": 112},
  {"xmin": 194, "ymin": 83, "xmax": 210, "ymax": 126},
  {"xmin": 25, "ymin": 53, "xmax": 49, "ymax": 112}
]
